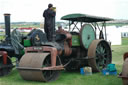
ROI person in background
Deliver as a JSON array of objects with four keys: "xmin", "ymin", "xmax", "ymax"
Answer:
[
  {"xmin": 43, "ymin": 4, "xmax": 56, "ymax": 41},
  {"xmin": 57, "ymin": 25, "xmax": 63, "ymax": 31}
]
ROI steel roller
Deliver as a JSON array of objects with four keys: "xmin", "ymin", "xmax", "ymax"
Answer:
[
  {"xmin": 18, "ymin": 52, "xmax": 60, "ymax": 82},
  {"xmin": 18, "ymin": 53, "xmax": 49, "ymax": 81}
]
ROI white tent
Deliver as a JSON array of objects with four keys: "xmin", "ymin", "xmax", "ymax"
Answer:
[{"xmin": 106, "ymin": 26, "xmax": 121, "ymax": 45}]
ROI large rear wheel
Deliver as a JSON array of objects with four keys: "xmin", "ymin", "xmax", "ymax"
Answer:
[{"xmin": 88, "ymin": 40, "xmax": 112, "ymax": 72}]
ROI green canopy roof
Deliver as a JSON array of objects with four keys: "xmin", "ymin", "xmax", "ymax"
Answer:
[{"xmin": 61, "ymin": 13, "xmax": 114, "ymax": 22}]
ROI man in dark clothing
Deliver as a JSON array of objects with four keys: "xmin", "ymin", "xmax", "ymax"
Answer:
[{"xmin": 43, "ymin": 4, "xmax": 56, "ymax": 41}]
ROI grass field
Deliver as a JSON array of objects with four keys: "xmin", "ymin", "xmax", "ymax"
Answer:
[{"xmin": 0, "ymin": 38, "xmax": 128, "ymax": 85}]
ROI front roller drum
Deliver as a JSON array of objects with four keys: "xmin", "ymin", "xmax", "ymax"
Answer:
[{"xmin": 18, "ymin": 53, "xmax": 61, "ymax": 82}]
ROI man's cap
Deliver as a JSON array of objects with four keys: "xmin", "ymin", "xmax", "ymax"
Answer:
[{"xmin": 48, "ymin": 4, "xmax": 53, "ymax": 8}]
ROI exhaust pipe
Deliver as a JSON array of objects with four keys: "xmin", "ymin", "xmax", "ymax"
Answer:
[{"xmin": 4, "ymin": 13, "xmax": 11, "ymax": 42}]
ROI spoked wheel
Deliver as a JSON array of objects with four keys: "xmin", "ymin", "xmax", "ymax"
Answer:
[
  {"xmin": 0, "ymin": 56, "xmax": 13, "ymax": 76},
  {"xmin": 18, "ymin": 53, "xmax": 61, "ymax": 82},
  {"xmin": 42, "ymin": 55, "xmax": 60, "ymax": 81},
  {"xmin": 88, "ymin": 40, "xmax": 112, "ymax": 72}
]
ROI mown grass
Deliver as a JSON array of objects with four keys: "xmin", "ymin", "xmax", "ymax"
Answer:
[
  {"xmin": 0, "ymin": 68, "xmax": 123, "ymax": 85},
  {"xmin": 122, "ymin": 37, "xmax": 128, "ymax": 45},
  {"xmin": 0, "ymin": 38, "xmax": 128, "ymax": 85}
]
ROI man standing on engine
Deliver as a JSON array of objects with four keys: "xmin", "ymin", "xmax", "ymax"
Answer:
[{"xmin": 43, "ymin": 4, "xmax": 56, "ymax": 41}]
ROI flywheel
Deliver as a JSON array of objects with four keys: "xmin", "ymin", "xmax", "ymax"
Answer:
[
  {"xmin": 88, "ymin": 39, "xmax": 112, "ymax": 72},
  {"xmin": 80, "ymin": 24, "xmax": 95, "ymax": 49}
]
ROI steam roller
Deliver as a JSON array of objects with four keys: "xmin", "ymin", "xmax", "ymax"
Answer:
[
  {"xmin": 0, "ymin": 13, "xmax": 113, "ymax": 82},
  {"xmin": 17, "ymin": 23, "xmax": 112, "ymax": 82}
]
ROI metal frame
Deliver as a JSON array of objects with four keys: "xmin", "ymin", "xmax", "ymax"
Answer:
[
  {"xmin": 91, "ymin": 22, "xmax": 107, "ymax": 40},
  {"xmin": 69, "ymin": 20, "xmax": 84, "ymax": 32},
  {"xmin": 68, "ymin": 20, "xmax": 107, "ymax": 40}
]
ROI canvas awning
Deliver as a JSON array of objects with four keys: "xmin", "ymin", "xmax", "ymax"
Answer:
[{"xmin": 61, "ymin": 13, "xmax": 114, "ymax": 22}]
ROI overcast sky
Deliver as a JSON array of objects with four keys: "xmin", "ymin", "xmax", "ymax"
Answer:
[{"xmin": 0, "ymin": 0, "xmax": 128, "ymax": 22}]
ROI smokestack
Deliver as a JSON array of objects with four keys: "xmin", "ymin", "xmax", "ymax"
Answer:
[{"xmin": 4, "ymin": 13, "xmax": 11, "ymax": 42}]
